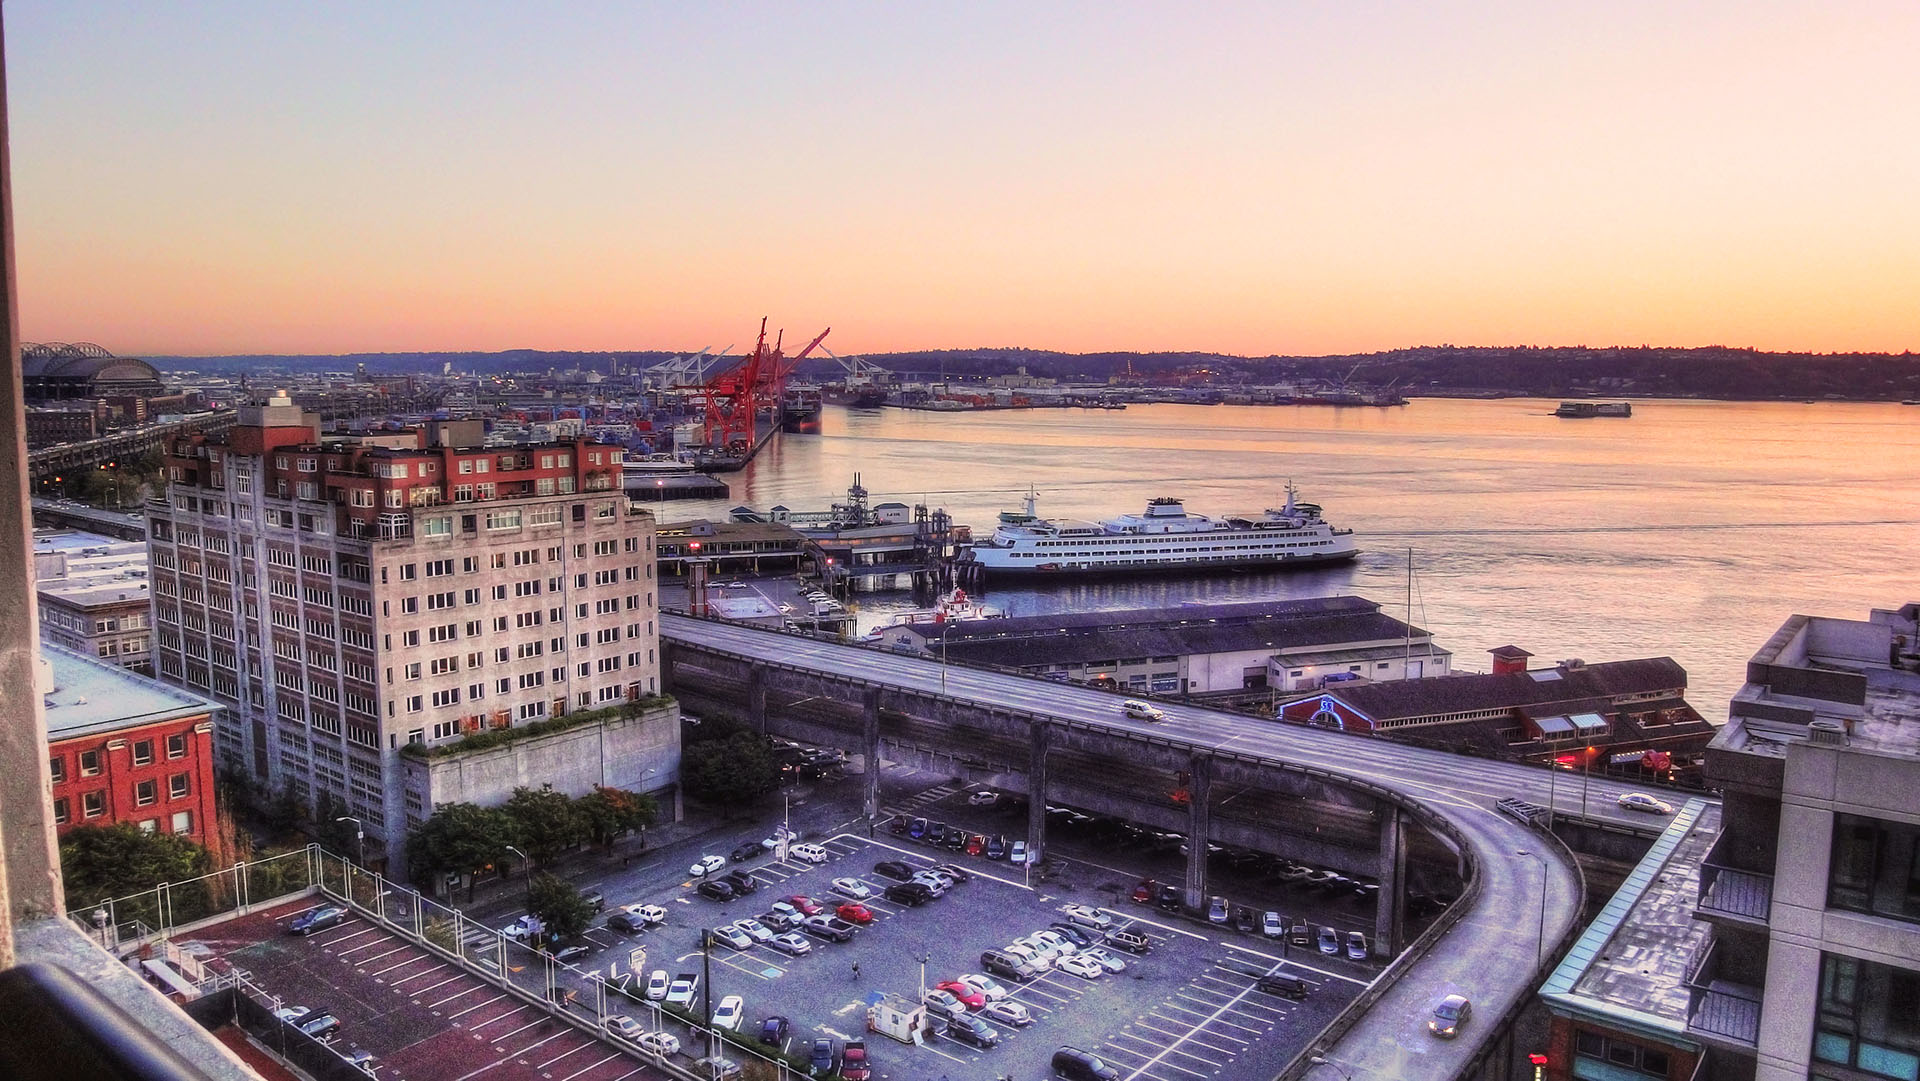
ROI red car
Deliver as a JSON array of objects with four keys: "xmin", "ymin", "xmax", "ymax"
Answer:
[
  {"xmin": 836, "ymin": 903, "xmax": 875, "ymax": 925},
  {"xmin": 1132, "ymin": 878, "xmax": 1159, "ymax": 904},
  {"xmin": 786, "ymin": 895, "xmax": 824, "ymax": 916},
  {"xmin": 935, "ymin": 980, "xmax": 986, "ymax": 1010},
  {"xmin": 965, "ymin": 834, "xmax": 986, "ymax": 856}
]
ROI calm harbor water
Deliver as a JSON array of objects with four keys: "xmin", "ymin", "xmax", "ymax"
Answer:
[{"xmin": 665, "ymin": 398, "xmax": 1920, "ymax": 714}]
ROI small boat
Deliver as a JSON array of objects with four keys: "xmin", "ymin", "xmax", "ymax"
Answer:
[{"xmin": 883, "ymin": 587, "xmax": 1006, "ymax": 627}]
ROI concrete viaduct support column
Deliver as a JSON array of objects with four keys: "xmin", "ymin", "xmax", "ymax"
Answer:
[
  {"xmin": 1027, "ymin": 721, "xmax": 1051, "ymax": 868},
  {"xmin": 746, "ymin": 662, "xmax": 766, "ymax": 731},
  {"xmin": 1374, "ymin": 800, "xmax": 1407, "ymax": 956},
  {"xmin": 862, "ymin": 687, "xmax": 881, "ymax": 827},
  {"xmin": 1184, "ymin": 753, "xmax": 1212, "ymax": 911},
  {"xmin": 659, "ymin": 646, "xmax": 675, "ymax": 694}
]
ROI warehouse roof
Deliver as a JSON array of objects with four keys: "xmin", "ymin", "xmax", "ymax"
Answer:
[
  {"xmin": 913, "ymin": 596, "xmax": 1434, "ymax": 668},
  {"xmin": 1321, "ymin": 658, "xmax": 1689, "ymax": 723}
]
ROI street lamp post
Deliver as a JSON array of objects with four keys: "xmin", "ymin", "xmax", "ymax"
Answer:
[
  {"xmin": 1518, "ymin": 848, "xmax": 1548, "ymax": 969},
  {"xmin": 504, "ymin": 844, "xmax": 532, "ymax": 907},
  {"xmin": 335, "ymin": 816, "xmax": 365, "ymax": 867}
]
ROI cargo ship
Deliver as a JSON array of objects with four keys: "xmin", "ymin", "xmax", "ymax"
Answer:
[{"xmin": 965, "ymin": 487, "xmax": 1359, "ymax": 577}]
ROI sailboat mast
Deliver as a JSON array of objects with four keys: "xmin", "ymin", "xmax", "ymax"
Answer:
[{"xmin": 1405, "ymin": 547, "xmax": 1414, "ymax": 675}]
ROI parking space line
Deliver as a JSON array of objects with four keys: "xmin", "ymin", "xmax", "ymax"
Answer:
[
  {"xmin": 312, "ymin": 924, "xmax": 376, "ymax": 948},
  {"xmin": 412, "ymin": 972, "xmax": 469, "ymax": 998},
  {"xmin": 1220, "ymin": 941, "xmax": 1370, "ymax": 986},
  {"xmin": 556, "ymin": 1052, "xmax": 626, "ymax": 1081},
  {"xmin": 504, "ymin": 1027, "xmax": 573, "ymax": 1057},
  {"xmin": 446, "ymin": 991, "xmax": 509, "ymax": 1016},
  {"xmin": 467, "ymin": 1003, "xmax": 532, "ymax": 1029},
  {"xmin": 1131, "ymin": 1020, "xmax": 1236, "ymax": 1054},
  {"xmin": 1155, "ymin": 1001, "xmax": 1210, "ymax": 1020},
  {"xmin": 350, "ymin": 943, "xmax": 416, "ymax": 966},
  {"xmin": 491, "ymin": 1017, "xmax": 551, "ymax": 1044},
  {"xmin": 371, "ymin": 952, "xmax": 437, "ymax": 978},
  {"xmin": 537, "ymin": 1038, "xmax": 597, "ymax": 1069}
]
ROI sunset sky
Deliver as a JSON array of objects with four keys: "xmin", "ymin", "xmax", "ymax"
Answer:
[{"xmin": 7, "ymin": 2, "xmax": 1918, "ymax": 357}]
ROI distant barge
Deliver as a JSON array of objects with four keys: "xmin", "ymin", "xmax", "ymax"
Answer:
[{"xmin": 1555, "ymin": 401, "xmax": 1632, "ymax": 418}]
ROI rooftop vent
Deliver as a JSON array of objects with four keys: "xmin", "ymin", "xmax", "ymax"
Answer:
[
  {"xmin": 1808, "ymin": 719, "xmax": 1848, "ymax": 747},
  {"xmin": 1559, "ymin": 658, "xmax": 1586, "ymax": 670}
]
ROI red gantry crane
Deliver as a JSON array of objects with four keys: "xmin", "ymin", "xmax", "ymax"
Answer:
[{"xmin": 701, "ymin": 318, "xmax": 830, "ymax": 451}]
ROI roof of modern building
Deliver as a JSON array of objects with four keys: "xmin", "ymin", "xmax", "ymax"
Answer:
[
  {"xmin": 1541, "ymin": 799, "xmax": 1718, "ymax": 1039},
  {"xmin": 1715, "ymin": 606, "xmax": 1920, "ymax": 760},
  {"xmin": 37, "ymin": 574, "xmax": 152, "ymax": 610},
  {"xmin": 40, "ymin": 644, "xmax": 216, "ymax": 741},
  {"xmin": 1319, "ymin": 657, "xmax": 1690, "ymax": 722},
  {"xmin": 31, "ymin": 529, "xmax": 143, "ymax": 560},
  {"xmin": 908, "ymin": 596, "xmax": 1433, "ymax": 668}
]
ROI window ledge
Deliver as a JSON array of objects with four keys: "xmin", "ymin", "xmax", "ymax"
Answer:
[{"xmin": 12, "ymin": 918, "xmax": 260, "ymax": 1081}]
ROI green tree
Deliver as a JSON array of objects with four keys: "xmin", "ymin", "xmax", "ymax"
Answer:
[
  {"xmin": 407, "ymin": 802, "xmax": 521, "ymax": 896},
  {"xmin": 502, "ymin": 787, "xmax": 588, "ymax": 865},
  {"xmin": 682, "ymin": 731, "xmax": 780, "ymax": 811},
  {"xmin": 60, "ymin": 823, "xmax": 213, "ymax": 910},
  {"xmin": 576, "ymin": 786, "xmax": 658, "ymax": 849},
  {"xmin": 424, "ymin": 916, "xmax": 459, "ymax": 954},
  {"xmin": 527, "ymin": 872, "xmax": 596, "ymax": 944}
]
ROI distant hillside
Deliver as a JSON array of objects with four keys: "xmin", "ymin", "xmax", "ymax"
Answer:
[{"xmin": 147, "ymin": 344, "xmax": 1920, "ymax": 401}]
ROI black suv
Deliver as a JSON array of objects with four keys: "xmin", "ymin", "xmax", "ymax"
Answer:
[
  {"xmin": 696, "ymin": 879, "xmax": 736, "ymax": 902},
  {"xmin": 730, "ymin": 843, "xmax": 763, "ymax": 862},
  {"xmin": 723, "ymin": 870, "xmax": 759, "ymax": 895},
  {"xmin": 883, "ymin": 882, "xmax": 932, "ymax": 906}
]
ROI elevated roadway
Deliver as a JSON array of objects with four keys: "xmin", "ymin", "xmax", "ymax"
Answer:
[{"xmin": 663, "ymin": 614, "xmax": 1635, "ymax": 1079}]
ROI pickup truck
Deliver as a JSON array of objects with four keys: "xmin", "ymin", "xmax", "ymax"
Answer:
[
  {"xmin": 664, "ymin": 972, "xmax": 698, "ymax": 1006},
  {"xmin": 501, "ymin": 915, "xmax": 545, "ymax": 941}
]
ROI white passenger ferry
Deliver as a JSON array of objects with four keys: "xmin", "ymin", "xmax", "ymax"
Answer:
[{"xmin": 966, "ymin": 487, "xmax": 1358, "ymax": 577}]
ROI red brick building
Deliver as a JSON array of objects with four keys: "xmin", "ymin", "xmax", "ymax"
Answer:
[{"xmin": 42, "ymin": 644, "xmax": 219, "ymax": 843}]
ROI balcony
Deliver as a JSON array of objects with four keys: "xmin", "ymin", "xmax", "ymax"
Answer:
[
  {"xmin": 1685, "ymin": 940, "xmax": 1763, "ymax": 1054},
  {"xmin": 1695, "ymin": 834, "xmax": 1773, "ymax": 928}
]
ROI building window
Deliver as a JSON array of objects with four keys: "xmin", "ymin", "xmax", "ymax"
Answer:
[
  {"xmin": 1573, "ymin": 1031, "xmax": 1670, "ymax": 1078},
  {"xmin": 1829, "ymin": 814, "xmax": 1920, "ymax": 924},
  {"xmin": 1817, "ymin": 952, "xmax": 1920, "ymax": 1079},
  {"xmin": 53, "ymin": 798, "xmax": 68, "ymax": 824},
  {"xmin": 135, "ymin": 780, "xmax": 157, "ymax": 806},
  {"xmin": 167, "ymin": 733, "xmax": 188, "ymax": 759},
  {"xmin": 79, "ymin": 750, "xmax": 101, "ymax": 777},
  {"xmin": 48, "ymin": 756, "xmax": 64, "ymax": 784},
  {"xmin": 169, "ymin": 774, "xmax": 190, "ymax": 799},
  {"xmin": 171, "ymin": 810, "xmax": 192, "ymax": 834},
  {"xmin": 132, "ymin": 740, "xmax": 154, "ymax": 766},
  {"xmin": 83, "ymin": 791, "xmax": 105, "ymax": 818}
]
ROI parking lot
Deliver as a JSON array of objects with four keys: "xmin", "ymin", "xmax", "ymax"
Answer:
[
  {"xmin": 195, "ymin": 897, "xmax": 669, "ymax": 1081},
  {"xmin": 581, "ymin": 826, "xmax": 1367, "ymax": 1080}
]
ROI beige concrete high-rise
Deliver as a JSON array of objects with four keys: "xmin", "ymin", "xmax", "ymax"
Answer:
[{"xmin": 146, "ymin": 400, "xmax": 664, "ymax": 871}]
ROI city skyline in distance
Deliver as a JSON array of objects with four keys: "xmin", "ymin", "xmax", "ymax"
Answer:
[{"xmin": 8, "ymin": 2, "xmax": 1920, "ymax": 358}]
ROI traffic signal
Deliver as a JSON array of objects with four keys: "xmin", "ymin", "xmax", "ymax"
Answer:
[{"xmin": 1528, "ymin": 1053, "xmax": 1550, "ymax": 1066}]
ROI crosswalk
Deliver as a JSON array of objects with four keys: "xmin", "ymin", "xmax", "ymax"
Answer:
[{"xmin": 880, "ymin": 781, "xmax": 964, "ymax": 817}]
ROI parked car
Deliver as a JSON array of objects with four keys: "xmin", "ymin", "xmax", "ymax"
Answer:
[
  {"xmin": 1256, "ymin": 972, "xmax": 1310, "ymax": 1000},
  {"xmin": 908, "ymin": 818, "xmax": 928, "ymax": 840},
  {"xmin": 836, "ymin": 902, "xmax": 875, "ymax": 925},
  {"xmin": 691, "ymin": 1056, "xmax": 741, "ymax": 1079},
  {"xmin": 712, "ymin": 995, "xmax": 745, "ymax": 1032},
  {"xmin": 984, "ymin": 835, "xmax": 1007, "ymax": 860},
  {"xmin": 922, "ymin": 989, "xmax": 968, "ymax": 1020},
  {"xmin": 500, "ymin": 914, "xmax": 545, "ymax": 942},
  {"xmin": 1131, "ymin": 879, "xmax": 1158, "ymax": 904},
  {"xmin": 1262, "ymin": 911, "xmax": 1285, "ymax": 938},
  {"xmin": 606, "ymin": 912, "xmax": 647, "ymax": 934},
  {"xmin": 297, "ymin": 1013, "xmax": 341, "ymax": 1039},
  {"xmin": 606, "ymin": 1015, "xmax": 646, "ymax": 1040},
  {"xmin": 1063, "ymin": 904, "xmax": 1115, "ymax": 930},
  {"xmin": 551, "ymin": 943, "xmax": 591, "ymax": 964},
  {"xmin": 1052, "ymin": 1046, "xmax": 1122, "ymax": 1081},
  {"xmin": 1233, "ymin": 906, "xmax": 1258, "ymax": 933},
  {"xmin": 689, "ymin": 854, "xmax": 727, "ymax": 877},
  {"xmin": 873, "ymin": 860, "xmax": 915, "ymax": 881},
  {"xmin": 802, "ymin": 915, "xmax": 857, "ymax": 942},
  {"xmin": 957, "ymin": 973, "xmax": 1009, "ymax": 1002},
  {"xmin": 839, "ymin": 1039, "xmax": 870, "ymax": 1080},
  {"xmin": 945, "ymin": 1014, "xmax": 999, "ymax": 1048},
  {"xmin": 909, "ymin": 872, "xmax": 950, "ymax": 898},
  {"xmin": 830, "ymin": 877, "xmax": 872, "ymax": 899},
  {"xmin": 1048, "ymin": 922, "xmax": 1096, "ymax": 948},
  {"xmin": 697, "ymin": 879, "xmax": 736, "ymax": 902},
  {"xmin": 1081, "ymin": 946, "xmax": 1128, "ymax": 973},
  {"xmin": 636, "ymin": 1031, "xmax": 680, "ymax": 1057},
  {"xmin": 1208, "ymin": 896, "xmax": 1230, "ymax": 924},
  {"xmin": 968, "ymin": 790, "xmax": 1000, "ymax": 806},
  {"xmin": 730, "ymin": 842, "xmax": 763, "ymax": 862},
  {"xmin": 786, "ymin": 895, "xmax": 824, "ymax": 916},
  {"xmin": 644, "ymin": 970, "xmax": 669, "ymax": 1000},
  {"xmin": 980, "ymin": 949, "xmax": 1039, "ymax": 982},
  {"xmin": 758, "ymin": 1015, "xmax": 790, "ymax": 1047},
  {"xmin": 887, "ymin": 815, "xmax": 912, "ymax": 836},
  {"xmin": 733, "ymin": 918, "xmax": 774, "ymax": 943},
  {"xmin": 998, "ymin": 943, "xmax": 1052, "ymax": 973},
  {"xmin": 581, "ymin": 889, "xmax": 606, "ymax": 913},
  {"xmin": 935, "ymin": 980, "xmax": 986, "ymax": 1010},
  {"xmin": 982, "ymin": 1000, "xmax": 1032, "ymax": 1027},
  {"xmin": 1617, "ymin": 792, "xmax": 1675, "ymax": 815},
  {"xmin": 665, "ymin": 973, "xmax": 698, "ymax": 1005},
  {"xmin": 1056, "ymin": 954, "xmax": 1104, "ymax": 980},
  {"xmin": 1346, "ymin": 931, "xmax": 1370, "ymax": 960},
  {"xmin": 883, "ymin": 882, "xmax": 932, "ymax": 906},
  {"xmin": 1289, "ymin": 919, "xmax": 1311, "ymax": 946},
  {"xmin": 1318, "ymin": 926, "xmax": 1340, "ymax": 955},
  {"xmin": 1155, "ymin": 883, "xmax": 1183, "ymax": 911},
  {"xmin": 1009, "ymin": 840, "xmax": 1029, "ymax": 864},
  {"xmin": 769, "ymin": 932, "xmax": 812, "ymax": 956},
  {"xmin": 1106, "ymin": 928, "xmax": 1152, "ymax": 955},
  {"xmin": 808, "ymin": 1037, "xmax": 838, "ymax": 1076},
  {"xmin": 789, "ymin": 843, "xmax": 830, "ymax": 864},
  {"xmin": 1428, "ymin": 994, "xmax": 1472, "ymax": 1039},
  {"xmin": 290, "ymin": 905, "xmax": 347, "ymax": 936},
  {"xmin": 711, "ymin": 925, "xmax": 752, "ymax": 951},
  {"xmin": 935, "ymin": 863, "xmax": 971, "ymax": 884},
  {"xmin": 274, "ymin": 1007, "xmax": 310, "ymax": 1025}
]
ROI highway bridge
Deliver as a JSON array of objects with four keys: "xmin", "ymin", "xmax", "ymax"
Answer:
[
  {"xmin": 661, "ymin": 613, "xmax": 1673, "ymax": 1079},
  {"xmin": 27, "ymin": 409, "xmax": 234, "ymax": 485}
]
